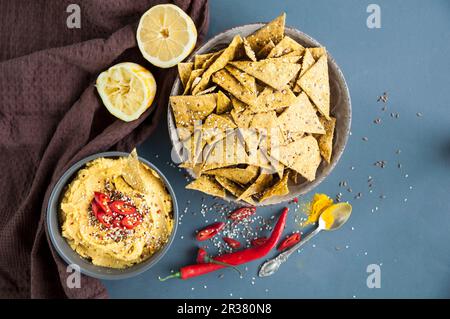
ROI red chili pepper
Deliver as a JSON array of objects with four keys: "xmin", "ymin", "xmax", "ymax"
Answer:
[
  {"xmin": 251, "ymin": 237, "xmax": 268, "ymax": 247},
  {"xmin": 195, "ymin": 248, "xmax": 242, "ymax": 275},
  {"xmin": 91, "ymin": 201, "xmax": 102, "ymax": 219},
  {"xmin": 196, "ymin": 248, "xmax": 208, "ymax": 264},
  {"xmin": 91, "ymin": 201, "xmax": 112, "ymax": 228},
  {"xmin": 111, "ymin": 216, "xmax": 123, "ymax": 229},
  {"xmin": 293, "ymin": 197, "xmax": 299, "ymax": 203},
  {"xmin": 96, "ymin": 212, "xmax": 112, "ymax": 228},
  {"xmin": 195, "ymin": 222, "xmax": 225, "ymax": 241},
  {"xmin": 109, "ymin": 200, "xmax": 136, "ymax": 215},
  {"xmin": 159, "ymin": 207, "xmax": 289, "ymax": 281},
  {"xmin": 228, "ymin": 206, "xmax": 256, "ymax": 221},
  {"xmin": 94, "ymin": 192, "xmax": 113, "ymax": 215},
  {"xmin": 277, "ymin": 233, "xmax": 301, "ymax": 251},
  {"xmin": 121, "ymin": 215, "xmax": 142, "ymax": 229},
  {"xmin": 223, "ymin": 237, "xmax": 241, "ymax": 249}
]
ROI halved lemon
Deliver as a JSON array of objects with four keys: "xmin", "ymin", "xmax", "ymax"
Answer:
[
  {"xmin": 136, "ymin": 4, "xmax": 197, "ymax": 68},
  {"xmin": 96, "ymin": 62, "xmax": 156, "ymax": 122}
]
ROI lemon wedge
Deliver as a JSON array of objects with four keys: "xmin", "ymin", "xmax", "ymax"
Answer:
[
  {"xmin": 96, "ymin": 62, "xmax": 156, "ymax": 122},
  {"xmin": 136, "ymin": 4, "xmax": 197, "ymax": 68}
]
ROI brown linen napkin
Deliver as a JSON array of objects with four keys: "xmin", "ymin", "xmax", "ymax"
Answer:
[{"xmin": 0, "ymin": 0, "xmax": 209, "ymax": 298}]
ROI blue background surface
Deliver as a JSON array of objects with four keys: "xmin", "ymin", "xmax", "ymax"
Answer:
[{"xmin": 104, "ymin": 0, "xmax": 450, "ymax": 298}]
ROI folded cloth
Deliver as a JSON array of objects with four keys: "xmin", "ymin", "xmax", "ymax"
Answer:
[{"xmin": 0, "ymin": 0, "xmax": 209, "ymax": 298}]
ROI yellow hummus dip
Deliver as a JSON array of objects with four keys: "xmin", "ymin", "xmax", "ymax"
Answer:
[{"xmin": 60, "ymin": 150, "xmax": 174, "ymax": 269}]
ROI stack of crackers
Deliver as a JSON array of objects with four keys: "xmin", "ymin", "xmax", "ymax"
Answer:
[{"xmin": 170, "ymin": 13, "xmax": 336, "ymax": 204}]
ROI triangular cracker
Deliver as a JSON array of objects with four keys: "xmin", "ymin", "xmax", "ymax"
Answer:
[
  {"xmin": 192, "ymin": 35, "xmax": 243, "ymax": 95},
  {"xmin": 237, "ymin": 172, "xmax": 273, "ymax": 201},
  {"xmin": 225, "ymin": 65, "xmax": 257, "ymax": 93},
  {"xmin": 245, "ymin": 13, "xmax": 286, "ymax": 52},
  {"xmin": 215, "ymin": 176, "xmax": 256, "ymax": 205},
  {"xmin": 251, "ymin": 87, "xmax": 297, "ymax": 112},
  {"xmin": 186, "ymin": 175, "xmax": 226, "ymax": 198},
  {"xmin": 316, "ymin": 116, "xmax": 336, "ymax": 163},
  {"xmin": 267, "ymin": 36, "xmax": 305, "ymax": 58},
  {"xmin": 259, "ymin": 171, "xmax": 290, "ymax": 202},
  {"xmin": 204, "ymin": 165, "xmax": 259, "ymax": 185},
  {"xmin": 277, "ymin": 92, "xmax": 325, "ymax": 135},
  {"xmin": 299, "ymin": 55, "xmax": 330, "ymax": 119},
  {"xmin": 216, "ymin": 90, "xmax": 232, "ymax": 114},
  {"xmin": 229, "ymin": 58, "xmax": 300, "ymax": 91},
  {"xmin": 270, "ymin": 135, "xmax": 321, "ymax": 181},
  {"xmin": 202, "ymin": 113, "xmax": 237, "ymax": 144},
  {"xmin": 170, "ymin": 93, "xmax": 217, "ymax": 126},
  {"xmin": 212, "ymin": 69, "xmax": 255, "ymax": 105},
  {"xmin": 256, "ymin": 40, "xmax": 275, "ymax": 59},
  {"xmin": 183, "ymin": 68, "xmax": 204, "ymax": 95},
  {"xmin": 243, "ymin": 38, "xmax": 257, "ymax": 61},
  {"xmin": 178, "ymin": 62, "xmax": 193, "ymax": 88}
]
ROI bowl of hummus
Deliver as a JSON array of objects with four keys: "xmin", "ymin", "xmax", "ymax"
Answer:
[{"xmin": 47, "ymin": 150, "xmax": 178, "ymax": 279}]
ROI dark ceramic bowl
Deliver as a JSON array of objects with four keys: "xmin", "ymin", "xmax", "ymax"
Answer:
[
  {"xmin": 47, "ymin": 152, "xmax": 178, "ymax": 280},
  {"xmin": 168, "ymin": 24, "xmax": 352, "ymax": 205}
]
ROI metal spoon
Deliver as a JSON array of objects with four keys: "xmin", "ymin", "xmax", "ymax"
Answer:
[{"xmin": 258, "ymin": 202, "xmax": 352, "ymax": 277}]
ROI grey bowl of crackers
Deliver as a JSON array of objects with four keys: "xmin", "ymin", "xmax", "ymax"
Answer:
[{"xmin": 167, "ymin": 13, "xmax": 351, "ymax": 206}]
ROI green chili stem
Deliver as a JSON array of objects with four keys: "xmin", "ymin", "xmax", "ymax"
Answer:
[
  {"xmin": 206, "ymin": 257, "xmax": 242, "ymax": 277},
  {"xmin": 158, "ymin": 272, "xmax": 181, "ymax": 281}
]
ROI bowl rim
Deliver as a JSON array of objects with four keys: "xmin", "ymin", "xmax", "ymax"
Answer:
[
  {"xmin": 167, "ymin": 23, "xmax": 352, "ymax": 206},
  {"xmin": 46, "ymin": 151, "xmax": 179, "ymax": 280}
]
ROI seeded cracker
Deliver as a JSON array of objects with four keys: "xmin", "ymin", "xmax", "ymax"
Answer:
[
  {"xmin": 270, "ymin": 135, "xmax": 321, "ymax": 181},
  {"xmin": 170, "ymin": 93, "xmax": 217, "ymax": 127},
  {"xmin": 225, "ymin": 65, "xmax": 257, "ymax": 93},
  {"xmin": 178, "ymin": 62, "xmax": 193, "ymax": 88},
  {"xmin": 251, "ymin": 86, "xmax": 297, "ymax": 113},
  {"xmin": 243, "ymin": 38, "xmax": 257, "ymax": 61},
  {"xmin": 212, "ymin": 69, "xmax": 256, "ymax": 106},
  {"xmin": 267, "ymin": 36, "xmax": 305, "ymax": 58},
  {"xmin": 214, "ymin": 176, "xmax": 256, "ymax": 205},
  {"xmin": 259, "ymin": 171, "xmax": 290, "ymax": 202},
  {"xmin": 183, "ymin": 68, "xmax": 204, "ymax": 95},
  {"xmin": 299, "ymin": 55, "xmax": 330, "ymax": 119},
  {"xmin": 203, "ymin": 165, "xmax": 259, "ymax": 185},
  {"xmin": 186, "ymin": 175, "xmax": 226, "ymax": 198},
  {"xmin": 316, "ymin": 116, "xmax": 336, "ymax": 163},
  {"xmin": 202, "ymin": 113, "xmax": 236, "ymax": 144},
  {"xmin": 256, "ymin": 40, "xmax": 276, "ymax": 59},
  {"xmin": 194, "ymin": 52, "xmax": 215, "ymax": 69},
  {"xmin": 245, "ymin": 13, "xmax": 286, "ymax": 52},
  {"xmin": 309, "ymin": 47, "xmax": 327, "ymax": 60},
  {"xmin": 192, "ymin": 35, "xmax": 243, "ymax": 95},
  {"xmin": 201, "ymin": 49, "xmax": 224, "ymax": 69},
  {"xmin": 216, "ymin": 90, "xmax": 232, "ymax": 114},
  {"xmin": 229, "ymin": 58, "xmax": 301, "ymax": 91},
  {"xmin": 278, "ymin": 92, "xmax": 325, "ymax": 136},
  {"xmin": 293, "ymin": 48, "xmax": 315, "ymax": 92},
  {"xmin": 237, "ymin": 172, "xmax": 273, "ymax": 201}
]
